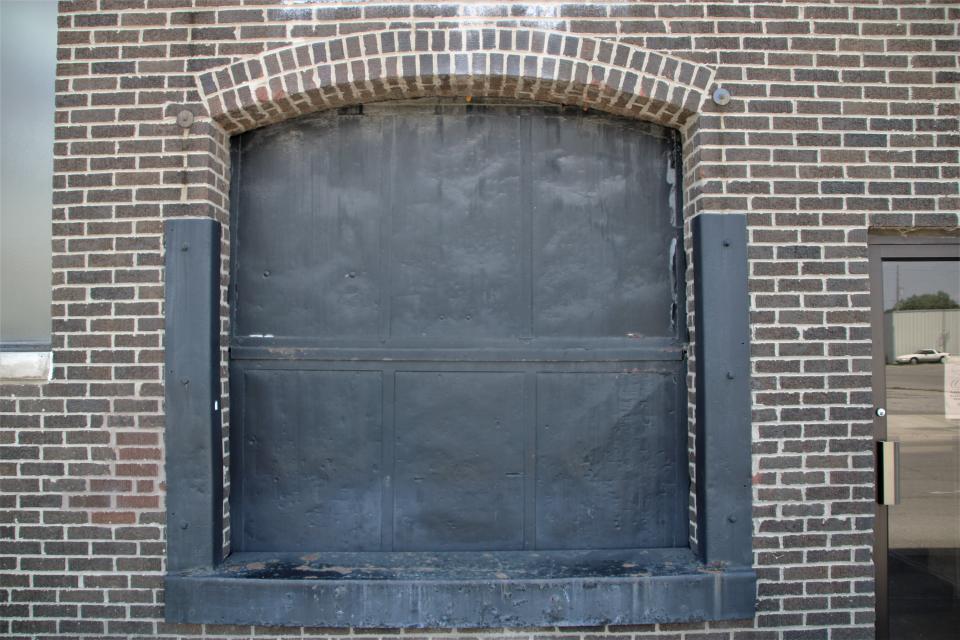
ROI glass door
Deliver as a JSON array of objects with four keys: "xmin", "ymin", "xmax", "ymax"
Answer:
[{"xmin": 870, "ymin": 238, "xmax": 960, "ymax": 639}]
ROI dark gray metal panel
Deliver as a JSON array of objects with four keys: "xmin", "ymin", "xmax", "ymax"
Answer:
[
  {"xmin": 234, "ymin": 369, "xmax": 383, "ymax": 551},
  {"xmin": 229, "ymin": 102, "xmax": 689, "ymax": 557},
  {"xmin": 233, "ymin": 104, "xmax": 679, "ymax": 342},
  {"xmin": 233, "ymin": 113, "xmax": 386, "ymax": 340},
  {"xmin": 227, "ymin": 102, "xmax": 698, "ymax": 565},
  {"xmin": 535, "ymin": 372, "xmax": 687, "ymax": 549},
  {"xmin": 387, "ymin": 112, "xmax": 527, "ymax": 339},
  {"xmin": 692, "ymin": 213, "xmax": 753, "ymax": 567},
  {"xmin": 229, "ymin": 358, "xmax": 684, "ymax": 553},
  {"xmin": 163, "ymin": 217, "xmax": 223, "ymax": 571},
  {"xmin": 164, "ymin": 549, "xmax": 756, "ymax": 627},
  {"xmin": 529, "ymin": 113, "xmax": 678, "ymax": 338},
  {"xmin": 393, "ymin": 371, "xmax": 526, "ymax": 551}
]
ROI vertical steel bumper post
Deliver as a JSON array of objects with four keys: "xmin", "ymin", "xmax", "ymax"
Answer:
[
  {"xmin": 163, "ymin": 218, "xmax": 223, "ymax": 572},
  {"xmin": 692, "ymin": 213, "xmax": 754, "ymax": 569}
]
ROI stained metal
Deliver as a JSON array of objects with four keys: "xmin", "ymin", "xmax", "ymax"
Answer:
[
  {"xmin": 163, "ymin": 101, "xmax": 761, "ymax": 629},
  {"xmin": 163, "ymin": 218, "xmax": 223, "ymax": 571},
  {"xmin": 229, "ymin": 100, "xmax": 687, "ymax": 554},
  {"xmin": 231, "ymin": 100, "xmax": 680, "ymax": 341},
  {"xmin": 165, "ymin": 548, "xmax": 758, "ymax": 628},
  {"xmin": 692, "ymin": 213, "xmax": 753, "ymax": 567}
]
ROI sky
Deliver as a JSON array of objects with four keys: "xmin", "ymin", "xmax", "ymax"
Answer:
[{"xmin": 883, "ymin": 260, "xmax": 960, "ymax": 311}]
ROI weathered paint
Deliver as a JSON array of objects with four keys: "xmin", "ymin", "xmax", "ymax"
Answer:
[
  {"xmin": 231, "ymin": 100, "xmax": 680, "ymax": 342},
  {"xmin": 163, "ymin": 218, "xmax": 223, "ymax": 572},
  {"xmin": 692, "ymin": 213, "xmax": 753, "ymax": 568},
  {"xmin": 165, "ymin": 549, "xmax": 756, "ymax": 628},
  {"xmin": 162, "ymin": 102, "xmax": 756, "ymax": 628},
  {"xmin": 229, "ymin": 100, "xmax": 688, "ymax": 554}
]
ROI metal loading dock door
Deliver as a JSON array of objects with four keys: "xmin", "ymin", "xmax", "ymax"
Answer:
[{"xmin": 228, "ymin": 100, "xmax": 688, "ymax": 554}]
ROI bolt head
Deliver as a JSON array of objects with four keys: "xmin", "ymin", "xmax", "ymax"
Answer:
[
  {"xmin": 712, "ymin": 87, "xmax": 732, "ymax": 106},
  {"xmin": 176, "ymin": 109, "xmax": 195, "ymax": 128}
]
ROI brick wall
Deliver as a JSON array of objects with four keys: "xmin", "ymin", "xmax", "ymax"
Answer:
[{"xmin": 2, "ymin": 1, "xmax": 958, "ymax": 638}]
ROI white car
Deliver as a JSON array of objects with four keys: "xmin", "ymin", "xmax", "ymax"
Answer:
[{"xmin": 895, "ymin": 348, "xmax": 950, "ymax": 364}]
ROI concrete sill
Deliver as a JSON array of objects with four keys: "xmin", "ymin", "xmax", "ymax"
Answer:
[
  {"xmin": 164, "ymin": 548, "xmax": 756, "ymax": 628},
  {"xmin": 0, "ymin": 350, "xmax": 52, "ymax": 382}
]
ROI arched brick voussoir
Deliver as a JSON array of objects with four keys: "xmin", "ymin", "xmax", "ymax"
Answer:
[{"xmin": 196, "ymin": 27, "xmax": 717, "ymax": 135}]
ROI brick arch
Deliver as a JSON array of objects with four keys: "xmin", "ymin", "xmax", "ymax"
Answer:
[
  {"xmin": 189, "ymin": 24, "xmax": 724, "ymax": 590},
  {"xmin": 197, "ymin": 27, "xmax": 716, "ymax": 135}
]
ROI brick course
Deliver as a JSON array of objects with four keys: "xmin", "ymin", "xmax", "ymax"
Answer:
[{"xmin": 2, "ymin": 1, "xmax": 959, "ymax": 638}]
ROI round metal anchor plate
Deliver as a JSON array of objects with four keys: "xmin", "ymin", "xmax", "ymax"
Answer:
[
  {"xmin": 176, "ymin": 109, "xmax": 195, "ymax": 128},
  {"xmin": 712, "ymin": 87, "xmax": 732, "ymax": 106}
]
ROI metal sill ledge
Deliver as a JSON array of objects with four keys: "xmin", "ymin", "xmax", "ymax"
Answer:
[{"xmin": 164, "ymin": 548, "xmax": 756, "ymax": 628}]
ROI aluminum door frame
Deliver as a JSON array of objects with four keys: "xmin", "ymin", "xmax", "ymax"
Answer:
[{"xmin": 868, "ymin": 232, "xmax": 960, "ymax": 640}]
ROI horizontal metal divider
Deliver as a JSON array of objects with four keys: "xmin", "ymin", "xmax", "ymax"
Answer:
[{"xmin": 231, "ymin": 344, "xmax": 685, "ymax": 364}]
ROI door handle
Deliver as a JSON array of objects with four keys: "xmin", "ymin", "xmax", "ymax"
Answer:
[{"xmin": 877, "ymin": 440, "xmax": 900, "ymax": 505}]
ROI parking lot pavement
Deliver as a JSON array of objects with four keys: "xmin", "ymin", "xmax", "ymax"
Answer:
[{"xmin": 884, "ymin": 364, "xmax": 960, "ymax": 550}]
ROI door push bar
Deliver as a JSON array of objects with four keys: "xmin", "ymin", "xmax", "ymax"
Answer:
[{"xmin": 877, "ymin": 440, "xmax": 900, "ymax": 506}]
